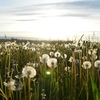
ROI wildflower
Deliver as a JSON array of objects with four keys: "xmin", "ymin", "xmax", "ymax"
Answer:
[
  {"xmin": 49, "ymin": 51, "xmax": 54, "ymax": 57},
  {"xmin": 75, "ymin": 59, "xmax": 79, "ymax": 64},
  {"xmin": 23, "ymin": 45, "xmax": 29, "ymax": 50},
  {"xmin": 4, "ymin": 78, "xmax": 23, "ymax": 91},
  {"xmin": 88, "ymin": 49, "xmax": 97, "ymax": 55},
  {"xmin": 88, "ymin": 49, "xmax": 97, "ymax": 60},
  {"xmin": 5, "ymin": 43, "xmax": 11, "ymax": 49},
  {"xmin": 64, "ymin": 54, "xmax": 67, "ymax": 58},
  {"xmin": 27, "ymin": 62, "xmax": 34, "ymax": 66},
  {"xmin": 0, "ymin": 52, "xmax": 3, "ymax": 56},
  {"xmin": 0, "ymin": 44, "xmax": 2, "ymax": 49},
  {"xmin": 64, "ymin": 44, "xmax": 69, "ymax": 48},
  {"xmin": 61, "ymin": 54, "xmax": 67, "ymax": 59},
  {"xmin": 40, "ymin": 54, "xmax": 50, "ymax": 64},
  {"xmin": 22, "ymin": 66, "xmax": 36, "ymax": 78},
  {"xmin": 90, "ymin": 54, "xmax": 97, "ymax": 60},
  {"xmin": 82, "ymin": 61, "xmax": 91, "ymax": 69},
  {"xmin": 52, "ymin": 46, "xmax": 55, "ymax": 51},
  {"xmin": 65, "ymin": 67, "xmax": 71, "ymax": 72},
  {"xmin": 82, "ymin": 56, "xmax": 87, "ymax": 60},
  {"xmin": 70, "ymin": 43, "xmax": 76, "ymax": 51},
  {"xmin": 11, "ymin": 59, "xmax": 18, "ymax": 67},
  {"xmin": 15, "ymin": 72, "xmax": 24, "ymax": 79},
  {"xmin": 54, "ymin": 51, "xmax": 61, "ymax": 57},
  {"xmin": 26, "ymin": 41, "xmax": 30, "ymax": 46},
  {"xmin": 33, "ymin": 63, "xmax": 38, "ymax": 68},
  {"xmin": 77, "ymin": 40, "xmax": 83, "ymax": 47},
  {"xmin": 41, "ymin": 89, "xmax": 46, "ymax": 100},
  {"xmin": 22, "ymin": 42, "xmax": 25, "ymax": 45},
  {"xmin": 75, "ymin": 49, "xmax": 82, "ymax": 53},
  {"xmin": 13, "ymin": 80, "xmax": 23, "ymax": 91},
  {"xmin": 94, "ymin": 60, "xmax": 100, "ymax": 71},
  {"xmin": 31, "ymin": 47, "xmax": 36, "ymax": 51},
  {"xmin": 68, "ymin": 56, "xmax": 75, "ymax": 62},
  {"xmin": 47, "ymin": 58, "xmax": 57, "ymax": 68}
]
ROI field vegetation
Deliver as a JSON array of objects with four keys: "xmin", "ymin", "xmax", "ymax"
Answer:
[{"xmin": 0, "ymin": 36, "xmax": 100, "ymax": 100}]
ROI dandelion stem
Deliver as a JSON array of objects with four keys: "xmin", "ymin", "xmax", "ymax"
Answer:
[
  {"xmin": 86, "ymin": 69, "xmax": 89, "ymax": 100},
  {"xmin": 23, "ymin": 78, "xmax": 26, "ymax": 100},
  {"xmin": 72, "ymin": 51, "xmax": 76, "ymax": 100},
  {"xmin": 79, "ymin": 52, "xmax": 82, "ymax": 82},
  {"xmin": 19, "ymin": 91, "xmax": 21, "ymax": 100},
  {"xmin": 28, "ymin": 78, "xmax": 31, "ymax": 100},
  {"xmin": 8, "ymin": 49, "xmax": 11, "ymax": 74},
  {"xmin": 16, "ymin": 91, "xmax": 18, "ymax": 100}
]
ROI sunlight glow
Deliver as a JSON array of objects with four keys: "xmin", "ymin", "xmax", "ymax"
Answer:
[
  {"xmin": 1, "ymin": 8, "xmax": 99, "ymax": 40},
  {"xmin": 46, "ymin": 71, "xmax": 51, "ymax": 75}
]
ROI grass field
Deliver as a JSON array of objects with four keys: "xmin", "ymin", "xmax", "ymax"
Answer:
[{"xmin": 0, "ymin": 38, "xmax": 100, "ymax": 100}]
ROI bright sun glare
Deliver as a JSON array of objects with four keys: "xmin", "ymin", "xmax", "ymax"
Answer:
[{"xmin": 12, "ymin": 9, "xmax": 95, "ymax": 40}]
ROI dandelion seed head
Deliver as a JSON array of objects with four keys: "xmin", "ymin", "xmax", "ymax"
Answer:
[
  {"xmin": 22, "ymin": 66, "xmax": 36, "ymax": 78},
  {"xmin": 82, "ymin": 61, "xmax": 91, "ymax": 69}
]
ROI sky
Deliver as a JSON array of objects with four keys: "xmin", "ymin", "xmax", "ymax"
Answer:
[{"xmin": 0, "ymin": 0, "xmax": 100, "ymax": 40}]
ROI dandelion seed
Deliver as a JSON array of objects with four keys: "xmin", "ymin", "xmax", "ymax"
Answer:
[
  {"xmin": 22, "ymin": 66, "xmax": 36, "ymax": 78},
  {"xmin": 68, "ymin": 56, "xmax": 75, "ymax": 62},
  {"xmin": 64, "ymin": 44, "xmax": 69, "ymax": 48},
  {"xmin": 61, "ymin": 54, "xmax": 67, "ymax": 59},
  {"xmin": 54, "ymin": 51, "xmax": 61, "ymax": 57},
  {"xmin": 65, "ymin": 67, "xmax": 71, "ymax": 72},
  {"xmin": 75, "ymin": 59, "xmax": 79, "ymax": 64},
  {"xmin": 47, "ymin": 58, "xmax": 57, "ymax": 68},
  {"xmin": 23, "ymin": 45, "xmax": 29, "ymax": 50},
  {"xmin": 13, "ymin": 80, "xmax": 23, "ymax": 91},
  {"xmin": 31, "ymin": 47, "xmax": 36, "ymax": 51},
  {"xmin": 5, "ymin": 43, "xmax": 11, "ymax": 49},
  {"xmin": 49, "ymin": 51, "xmax": 54, "ymax": 57},
  {"xmin": 82, "ymin": 56, "xmax": 87, "ymax": 60},
  {"xmin": 82, "ymin": 61, "xmax": 91, "ymax": 69},
  {"xmin": 41, "ymin": 89, "xmax": 46, "ymax": 100},
  {"xmin": 88, "ymin": 49, "xmax": 97, "ymax": 55},
  {"xmin": 40, "ymin": 54, "xmax": 50, "ymax": 64},
  {"xmin": 94, "ymin": 60, "xmax": 100, "ymax": 71},
  {"xmin": 4, "ymin": 78, "xmax": 23, "ymax": 91},
  {"xmin": 15, "ymin": 72, "xmax": 24, "ymax": 79},
  {"xmin": 33, "ymin": 63, "xmax": 38, "ymax": 68},
  {"xmin": 90, "ymin": 54, "xmax": 97, "ymax": 60},
  {"xmin": 70, "ymin": 43, "xmax": 76, "ymax": 51},
  {"xmin": 0, "ymin": 44, "xmax": 2, "ymax": 49}
]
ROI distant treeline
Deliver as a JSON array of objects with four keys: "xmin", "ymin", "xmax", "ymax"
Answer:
[{"xmin": 0, "ymin": 38, "xmax": 73, "ymax": 44}]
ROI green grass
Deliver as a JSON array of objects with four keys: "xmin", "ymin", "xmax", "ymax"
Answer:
[{"xmin": 0, "ymin": 39, "xmax": 100, "ymax": 100}]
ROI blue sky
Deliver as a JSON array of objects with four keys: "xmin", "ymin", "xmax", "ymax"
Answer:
[{"xmin": 0, "ymin": 0, "xmax": 100, "ymax": 40}]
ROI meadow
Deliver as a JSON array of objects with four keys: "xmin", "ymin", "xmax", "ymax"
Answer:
[{"xmin": 0, "ymin": 38, "xmax": 100, "ymax": 100}]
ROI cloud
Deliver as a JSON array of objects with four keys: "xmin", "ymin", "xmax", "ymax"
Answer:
[
  {"xmin": 59, "ymin": 13, "xmax": 91, "ymax": 18},
  {"xmin": 1, "ymin": 1, "xmax": 100, "ymax": 22},
  {"xmin": 15, "ymin": 12, "xmax": 44, "ymax": 16},
  {"xmin": 11, "ymin": 1, "xmax": 100, "ymax": 16},
  {"xmin": 16, "ymin": 19, "xmax": 37, "ymax": 21}
]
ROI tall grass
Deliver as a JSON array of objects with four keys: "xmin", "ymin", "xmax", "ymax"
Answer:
[
  {"xmin": 0, "ymin": 40, "xmax": 100, "ymax": 100},
  {"xmin": 89, "ymin": 72, "xmax": 100, "ymax": 100}
]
